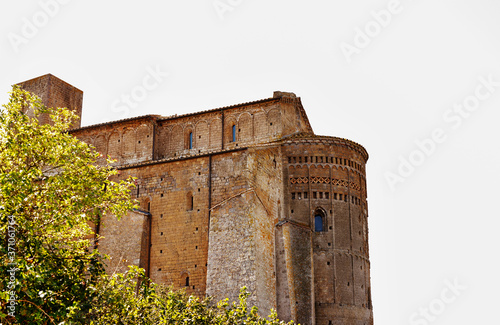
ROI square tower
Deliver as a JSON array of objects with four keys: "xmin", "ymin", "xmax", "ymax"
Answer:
[{"xmin": 17, "ymin": 74, "xmax": 83, "ymax": 129}]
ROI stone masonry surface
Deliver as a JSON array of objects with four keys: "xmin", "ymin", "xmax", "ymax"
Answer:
[{"xmin": 19, "ymin": 74, "xmax": 373, "ymax": 325}]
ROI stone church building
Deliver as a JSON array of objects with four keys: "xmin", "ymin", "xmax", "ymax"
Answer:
[{"xmin": 18, "ymin": 74, "xmax": 373, "ymax": 325}]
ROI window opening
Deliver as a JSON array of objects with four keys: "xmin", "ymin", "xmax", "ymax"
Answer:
[{"xmin": 315, "ymin": 214, "xmax": 324, "ymax": 232}]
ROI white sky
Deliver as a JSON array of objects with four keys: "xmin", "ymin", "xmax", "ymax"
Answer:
[{"xmin": 1, "ymin": 1, "xmax": 499, "ymax": 324}]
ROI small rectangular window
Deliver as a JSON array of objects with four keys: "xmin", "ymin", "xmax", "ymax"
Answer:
[
  {"xmin": 292, "ymin": 192, "xmax": 296, "ymax": 200},
  {"xmin": 339, "ymin": 194, "xmax": 343, "ymax": 200},
  {"xmin": 334, "ymin": 193, "xmax": 337, "ymax": 200},
  {"xmin": 325, "ymin": 192, "xmax": 329, "ymax": 199},
  {"xmin": 188, "ymin": 193, "xmax": 194, "ymax": 211},
  {"xmin": 305, "ymin": 157, "xmax": 308, "ymax": 163},
  {"xmin": 319, "ymin": 192, "xmax": 323, "ymax": 199},
  {"xmin": 313, "ymin": 192, "xmax": 317, "ymax": 199},
  {"xmin": 304, "ymin": 192, "xmax": 308, "ymax": 199},
  {"xmin": 297, "ymin": 192, "xmax": 302, "ymax": 199},
  {"xmin": 288, "ymin": 157, "xmax": 291, "ymax": 163}
]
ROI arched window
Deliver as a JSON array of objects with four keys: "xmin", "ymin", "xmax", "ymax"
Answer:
[
  {"xmin": 189, "ymin": 132, "xmax": 193, "ymax": 149},
  {"xmin": 315, "ymin": 215, "xmax": 324, "ymax": 232},
  {"xmin": 314, "ymin": 208, "xmax": 326, "ymax": 232},
  {"xmin": 185, "ymin": 276, "xmax": 190, "ymax": 286},
  {"xmin": 232, "ymin": 124, "xmax": 236, "ymax": 142}
]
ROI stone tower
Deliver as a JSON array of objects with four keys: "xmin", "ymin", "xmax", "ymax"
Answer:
[
  {"xmin": 16, "ymin": 74, "xmax": 83, "ymax": 129},
  {"xmin": 18, "ymin": 75, "xmax": 373, "ymax": 325}
]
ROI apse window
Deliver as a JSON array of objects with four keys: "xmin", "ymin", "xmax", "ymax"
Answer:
[
  {"xmin": 232, "ymin": 125, "xmax": 236, "ymax": 142},
  {"xmin": 314, "ymin": 214, "xmax": 324, "ymax": 232}
]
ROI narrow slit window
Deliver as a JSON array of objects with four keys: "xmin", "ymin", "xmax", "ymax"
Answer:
[
  {"xmin": 187, "ymin": 192, "xmax": 194, "ymax": 210},
  {"xmin": 189, "ymin": 132, "xmax": 193, "ymax": 149},
  {"xmin": 232, "ymin": 125, "xmax": 236, "ymax": 142}
]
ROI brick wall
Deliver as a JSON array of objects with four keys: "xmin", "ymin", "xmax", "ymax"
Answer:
[
  {"xmin": 117, "ymin": 155, "xmax": 211, "ymax": 297},
  {"xmin": 281, "ymin": 137, "xmax": 373, "ymax": 325},
  {"xmin": 17, "ymin": 74, "xmax": 83, "ymax": 129},
  {"xmin": 98, "ymin": 210, "xmax": 150, "ymax": 275},
  {"xmin": 19, "ymin": 74, "xmax": 374, "ymax": 325}
]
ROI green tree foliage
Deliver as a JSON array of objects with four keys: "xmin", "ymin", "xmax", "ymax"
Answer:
[
  {"xmin": 88, "ymin": 266, "xmax": 294, "ymax": 324},
  {"xmin": 0, "ymin": 87, "xmax": 294, "ymax": 324},
  {"xmin": 0, "ymin": 86, "xmax": 136, "ymax": 323}
]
